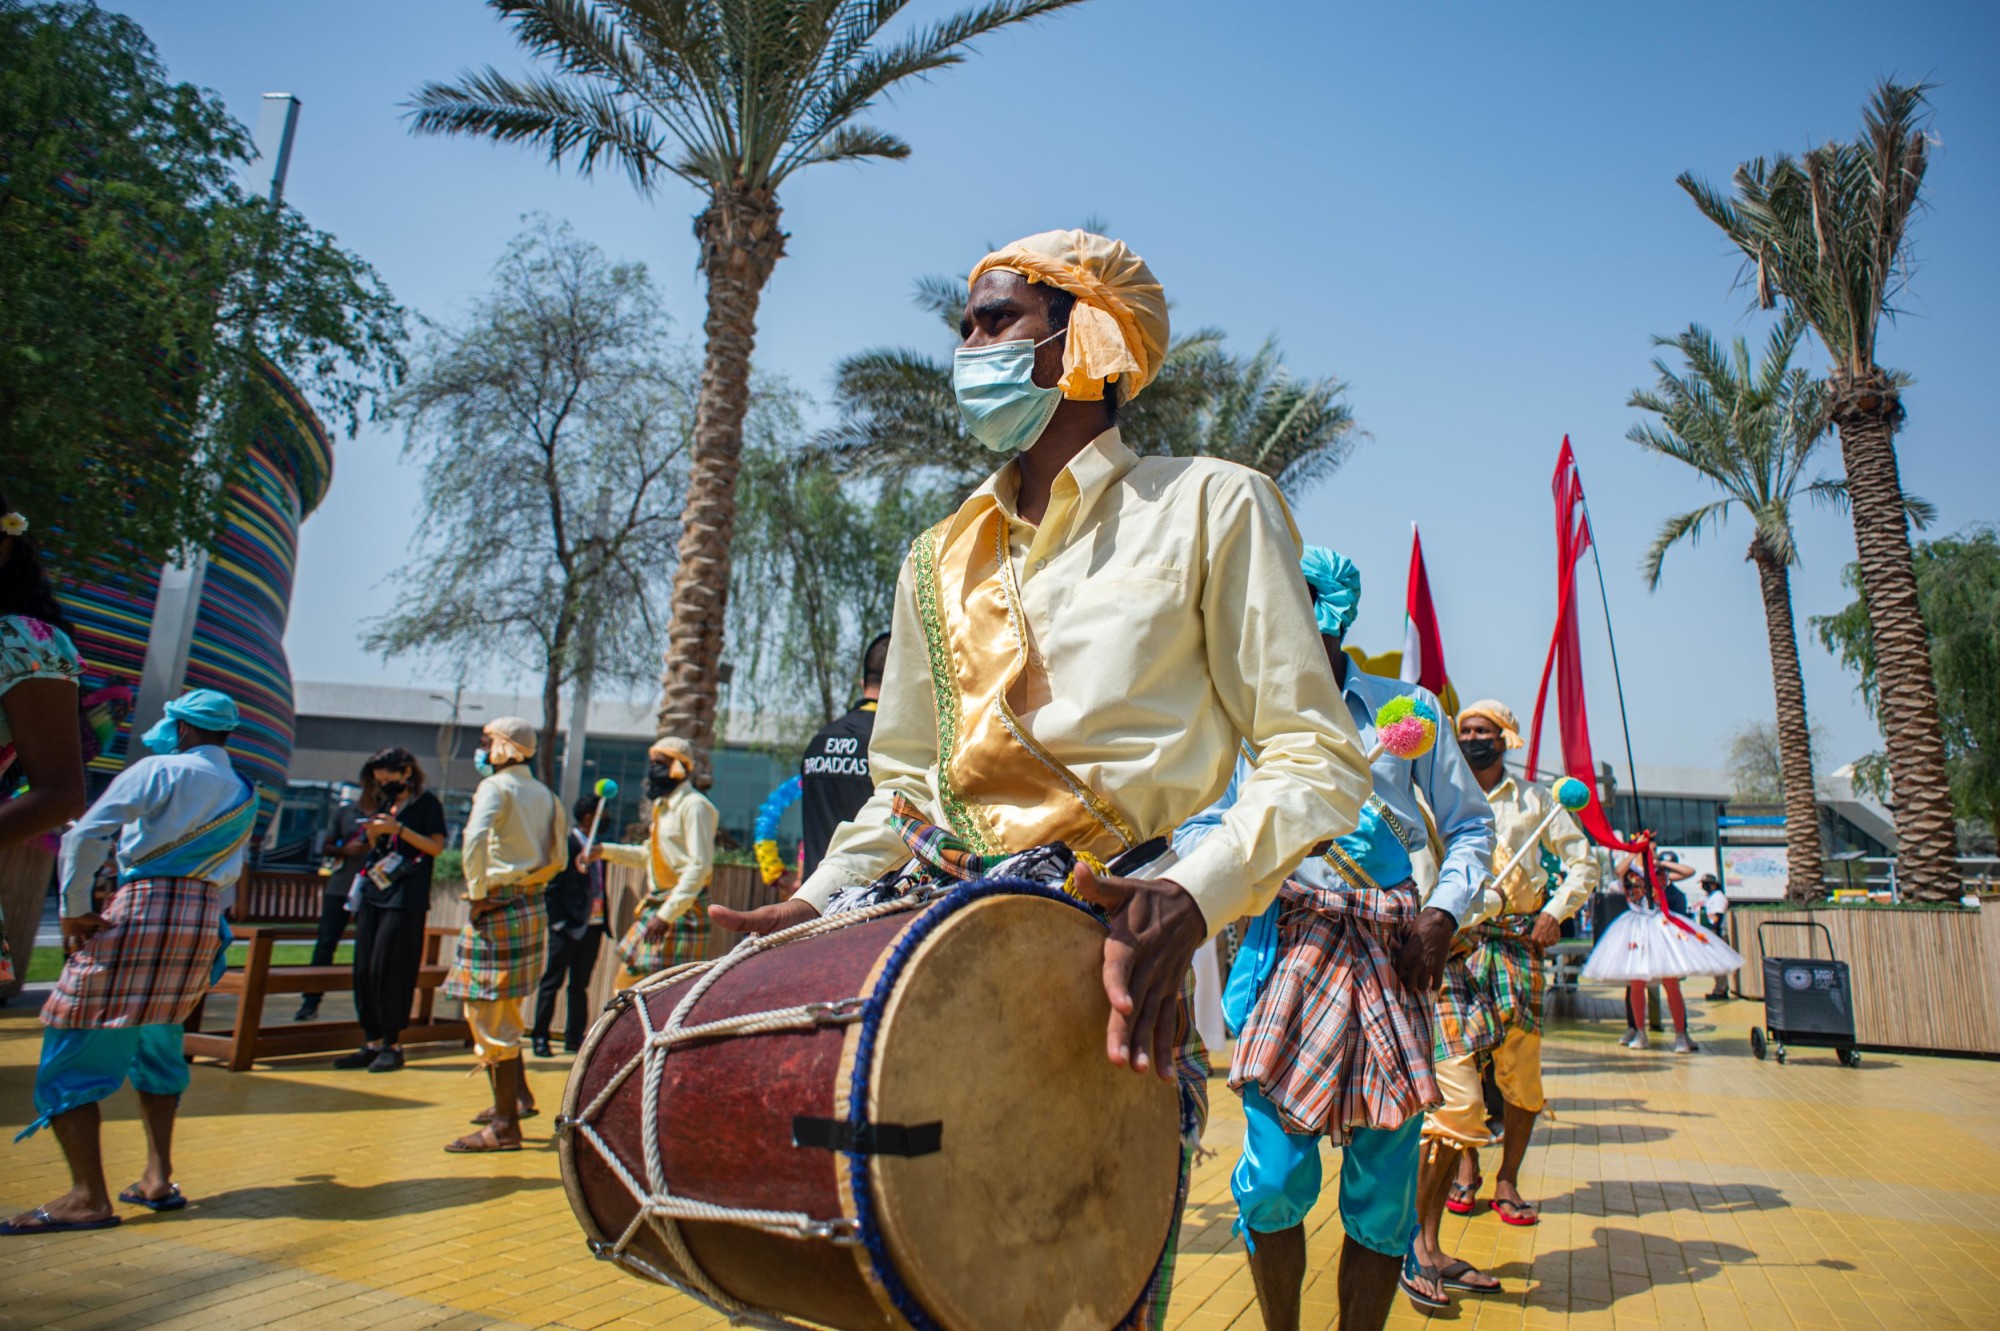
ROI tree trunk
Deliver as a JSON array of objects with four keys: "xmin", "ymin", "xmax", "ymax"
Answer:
[
  {"xmin": 1832, "ymin": 382, "xmax": 1959, "ymax": 900},
  {"xmin": 540, "ymin": 662, "xmax": 563, "ymax": 788},
  {"xmin": 1751, "ymin": 540, "xmax": 1826, "ymax": 902},
  {"xmin": 655, "ymin": 190, "xmax": 786, "ymax": 776}
]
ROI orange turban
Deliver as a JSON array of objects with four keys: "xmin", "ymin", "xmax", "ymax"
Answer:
[{"xmin": 968, "ymin": 229, "xmax": 1170, "ymax": 403}]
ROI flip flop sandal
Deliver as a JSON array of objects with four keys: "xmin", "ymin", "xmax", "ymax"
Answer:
[
  {"xmin": 444, "ymin": 1130, "xmax": 522, "ymax": 1154},
  {"xmin": 1444, "ymin": 1182, "xmax": 1478, "ymax": 1216},
  {"xmin": 0, "ymin": 1207, "xmax": 122, "ymax": 1236},
  {"xmin": 117, "ymin": 1185, "xmax": 187, "ymax": 1213},
  {"xmin": 1399, "ymin": 1247, "xmax": 1449, "ymax": 1311},
  {"xmin": 1493, "ymin": 1197, "xmax": 1540, "ymax": 1227},
  {"xmin": 1438, "ymin": 1259, "xmax": 1503, "ymax": 1294}
]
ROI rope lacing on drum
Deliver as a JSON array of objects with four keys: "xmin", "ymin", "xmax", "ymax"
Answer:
[{"xmin": 568, "ymin": 892, "xmax": 937, "ymax": 1328}]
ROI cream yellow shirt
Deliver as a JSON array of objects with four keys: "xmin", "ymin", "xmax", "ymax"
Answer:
[
  {"xmin": 796, "ymin": 428, "xmax": 1372, "ymax": 933},
  {"xmin": 460, "ymin": 764, "xmax": 567, "ymax": 900},
  {"xmin": 1461, "ymin": 773, "xmax": 1598, "ymax": 926},
  {"xmin": 599, "ymin": 783, "xmax": 718, "ymax": 925}
]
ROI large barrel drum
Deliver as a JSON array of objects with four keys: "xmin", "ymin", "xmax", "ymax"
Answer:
[{"xmin": 558, "ymin": 880, "xmax": 1181, "ymax": 1330}]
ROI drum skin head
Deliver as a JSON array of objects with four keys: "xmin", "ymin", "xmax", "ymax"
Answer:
[{"xmin": 867, "ymin": 893, "xmax": 1181, "ymax": 1331}]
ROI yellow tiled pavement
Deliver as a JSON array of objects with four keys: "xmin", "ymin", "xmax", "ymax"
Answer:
[{"xmin": 4, "ymin": 988, "xmax": 1999, "ymax": 1329}]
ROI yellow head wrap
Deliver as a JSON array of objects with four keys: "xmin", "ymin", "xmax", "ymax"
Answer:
[
  {"xmin": 648, "ymin": 735, "xmax": 695, "ymax": 781},
  {"xmin": 967, "ymin": 229, "xmax": 1169, "ymax": 403},
  {"xmin": 1458, "ymin": 699, "xmax": 1525, "ymax": 750}
]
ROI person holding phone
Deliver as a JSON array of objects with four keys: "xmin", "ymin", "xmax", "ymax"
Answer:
[{"xmin": 334, "ymin": 748, "xmax": 446, "ymax": 1073}]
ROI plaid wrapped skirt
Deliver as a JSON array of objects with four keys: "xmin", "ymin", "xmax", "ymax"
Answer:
[
  {"xmin": 43, "ymin": 876, "xmax": 223, "ymax": 1029},
  {"xmin": 615, "ymin": 891, "xmax": 710, "ymax": 977},
  {"xmin": 1229, "ymin": 878, "xmax": 1438, "ymax": 1139},
  {"xmin": 442, "ymin": 893, "xmax": 548, "ymax": 1003},
  {"xmin": 1433, "ymin": 915, "xmax": 1541, "ymax": 1062}
]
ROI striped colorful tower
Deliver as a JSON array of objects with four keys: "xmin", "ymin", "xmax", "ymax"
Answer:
[{"xmin": 58, "ymin": 359, "xmax": 333, "ymax": 829}]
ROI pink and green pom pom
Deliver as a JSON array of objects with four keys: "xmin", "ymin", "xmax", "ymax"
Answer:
[
  {"xmin": 1373, "ymin": 694, "xmax": 1439, "ymax": 760},
  {"xmin": 1554, "ymin": 775, "xmax": 1591, "ymax": 810}
]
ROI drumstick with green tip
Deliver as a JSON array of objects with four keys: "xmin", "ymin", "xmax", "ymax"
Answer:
[
  {"xmin": 581, "ymin": 777, "xmax": 618, "ymax": 857},
  {"xmin": 1489, "ymin": 775, "xmax": 1593, "ymax": 888}
]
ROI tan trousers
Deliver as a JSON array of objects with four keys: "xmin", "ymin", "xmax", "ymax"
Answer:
[
  {"xmin": 465, "ymin": 997, "xmax": 526, "ymax": 1064},
  {"xmin": 1423, "ymin": 1026, "xmax": 1544, "ymax": 1148}
]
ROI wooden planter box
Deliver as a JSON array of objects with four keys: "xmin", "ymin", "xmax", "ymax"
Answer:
[{"xmin": 1733, "ymin": 900, "xmax": 2000, "ymax": 1055}]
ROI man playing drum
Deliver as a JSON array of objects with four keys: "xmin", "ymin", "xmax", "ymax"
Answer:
[
  {"xmin": 713, "ymin": 229, "xmax": 1422, "ymax": 1329},
  {"xmin": 1177, "ymin": 548, "xmax": 1494, "ymax": 1327}
]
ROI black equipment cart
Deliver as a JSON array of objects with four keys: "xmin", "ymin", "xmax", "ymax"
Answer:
[{"xmin": 1751, "ymin": 919, "xmax": 1860, "ymax": 1067}]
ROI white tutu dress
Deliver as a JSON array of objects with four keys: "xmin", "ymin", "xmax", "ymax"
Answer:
[{"xmin": 1583, "ymin": 898, "xmax": 1744, "ymax": 982}]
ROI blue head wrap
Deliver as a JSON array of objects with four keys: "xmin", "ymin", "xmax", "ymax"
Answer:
[
  {"xmin": 1299, "ymin": 545, "xmax": 1361, "ymax": 638},
  {"xmin": 141, "ymin": 688, "xmax": 241, "ymax": 753}
]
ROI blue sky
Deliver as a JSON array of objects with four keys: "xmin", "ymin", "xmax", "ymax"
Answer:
[{"xmin": 112, "ymin": 0, "xmax": 1999, "ymax": 779}]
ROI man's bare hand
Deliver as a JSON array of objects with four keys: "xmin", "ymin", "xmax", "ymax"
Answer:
[
  {"xmin": 1529, "ymin": 912, "xmax": 1561, "ymax": 950},
  {"xmin": 1069, "ymin": 863, "xmax": 1206, "ymax": 1081},
  {"xmin": 710, "ymin": 898, "xmax": 817, "ymax": 936},
  {"xmin": 643, "ymin": 913, "xmax": 671, "ymax": 940},
  {"xmin": 468, "ymin": 897, "xmax": 500, "ymax": 921},
  {"xmin": 1393, "ymin": 907, "xmax": 1457, "ymax": 994},
  {"xmin": 61, "ymin": 914, "xmax": 106, "ymax": 955}
]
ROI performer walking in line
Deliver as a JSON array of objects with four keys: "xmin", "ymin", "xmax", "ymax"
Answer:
[
  {"xmin": 530, "ymin": 794, "xmax": 610, "ymax": 1057},
  {"xmin": 1410, "ymin": 699, "xmax": 1599, "ymax": 1296},
  {"xmin": 710, "ymin": 229, "xmax": 1374, "ymax": 1329},
  {"xmin": 1178, "ymin": 547, "xmax": 1492, "ymax": 1328},
  {"xmin": 442, "ymin": 717, "xmax": 567, "ymax": 1154},
  {"xmin": 589, "ymin": 736, "xmax": 716, "ymax": 989},
  {"xmin": 5, "ymin": 689, "xmax": 255, "ymax": 1235}
]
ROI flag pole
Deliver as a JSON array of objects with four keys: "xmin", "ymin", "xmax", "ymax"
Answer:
[{"xmin": 1578, "ymin": 491, "xmax": 1644, "ymax": 817}]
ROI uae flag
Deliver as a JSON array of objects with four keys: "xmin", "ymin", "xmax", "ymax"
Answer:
[{"xmin": 1400, "ymin": 524, "xmax": 1450, "ymax": 700}]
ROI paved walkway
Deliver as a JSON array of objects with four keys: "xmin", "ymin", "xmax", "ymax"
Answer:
[{"xmin": 2, "ymin": 987, "xmax": 1996, "ymax": 1329}]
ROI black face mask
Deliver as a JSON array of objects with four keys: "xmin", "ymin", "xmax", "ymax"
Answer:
[
  {"xmin": 643, "ymin": 762, "xmax": 681, "ymax": 801},
  {"xmin": 1458, "ymin": 737, "xmax": 1503, "ymax": 770},
  {"xmin": 378, "ymin": 779, "xmax": 407, "ymax": 799}
]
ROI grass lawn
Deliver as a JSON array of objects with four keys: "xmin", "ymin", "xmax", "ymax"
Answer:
[{"xmin": 22, "ymin": 941, "xmax": 352, "ymax": 984}]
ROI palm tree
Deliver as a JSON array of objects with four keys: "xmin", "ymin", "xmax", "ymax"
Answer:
[
  {"xmin": 817, "ymin": 273, "xmax": 1360, "ymax": 496},
  {"xmin": 1679, "ymin": 80, "xmax": 1959, "ymax": 898},
  {"xmin": 407, "ymin": 0, "xmax": 1087, "ymax": 771},
  {"xmin": 1629, "ymin": 319, "xmax": 1834, "ymax": 901}
]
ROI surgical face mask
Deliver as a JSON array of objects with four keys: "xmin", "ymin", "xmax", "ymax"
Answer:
[
  {"xmin": 952, "ymin": 329, "xmax": 1066, "ymax": 453},
  {"xmin": 1458, "ymin": 736, "xmax": 1503, "ymax": 770},
  {"xmin": 472, "ymin": 748, "xmax": 494, "ymax": 778}
]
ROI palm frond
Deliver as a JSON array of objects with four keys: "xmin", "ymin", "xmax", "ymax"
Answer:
[
  {"xmin": 796, "ymin": 121, "xmax": 908, "ymax": 166},
  {"xmin": 1643, "ymin": 499, "xmax": 1736, "ymax": 589},
  {"xmin": 406, "ymin": 67, "xmax": 673, "ymax": 190}
]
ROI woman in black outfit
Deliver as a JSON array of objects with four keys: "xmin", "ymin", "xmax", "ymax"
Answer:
[{"xmin": 335, "ymin": 748, "xmax": 446, "ymax": 1072}]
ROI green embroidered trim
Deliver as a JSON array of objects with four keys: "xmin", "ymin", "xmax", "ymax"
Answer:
[{"xmin": 910, "ymin": 522, "xmax": 999, "ymax": 854}]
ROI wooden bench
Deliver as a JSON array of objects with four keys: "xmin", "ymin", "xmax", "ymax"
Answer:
[
  {"xmin": 1547, "ymin": 939, "xmax": 1591, "ymax": 991},
  {"xmin": 184, "ymin": 923, "xmax": 469, "ymax": 1071}
]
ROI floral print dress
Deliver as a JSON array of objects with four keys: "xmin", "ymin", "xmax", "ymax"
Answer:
[{"xmin": 0, "ymin": 615, "xmax": 83, "ymax": 986}]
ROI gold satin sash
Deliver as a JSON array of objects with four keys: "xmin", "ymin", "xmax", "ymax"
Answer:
[{"xmin": 911, "ymin": 510, "xmax": 1140, "ymax": 861}]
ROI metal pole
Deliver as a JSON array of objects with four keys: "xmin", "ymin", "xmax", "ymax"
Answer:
[{"xmin": 1580, "ymin": 493, "xmax": 1645, "ymax": 823}]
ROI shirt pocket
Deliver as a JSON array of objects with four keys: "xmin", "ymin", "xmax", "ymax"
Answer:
[{"xmin": 1064, "ymin": 564, "xmax": 1195, "ymax": 660}]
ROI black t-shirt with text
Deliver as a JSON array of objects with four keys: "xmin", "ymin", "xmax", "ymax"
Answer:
[{"xmin": 800, "ymin": 701, "xmax": 877, "ymax": 879}]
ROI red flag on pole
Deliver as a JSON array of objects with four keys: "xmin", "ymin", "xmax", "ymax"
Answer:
[
  {"xmin": 1525, "ymin": 438, "xmax": 1648, "ymax": 855},
  {"xmin": 1400, "ymin": 523, "xmax": 1449, "ymax": 700}
]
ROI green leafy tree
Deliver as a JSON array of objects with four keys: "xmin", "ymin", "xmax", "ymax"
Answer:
[
  {"xmin": 1815, "ymin": 528, "xmax": 2000, "ymax": 854},
  {"xmin": 1629, "ymin": 319, "xmax": 1842, "ymax": 899},
  {"xmin": 727, "ymin": 450, "xmax": 952, "ymax": 746},
  {"xmin": 406, "ymin": 0, "xmax": 1087, "ymax": 774},
  {"xmin": 0, "ymin": 1, "xmax": 405, "ymax": 572},
  {"xmin": 817, "ymin": 273, "xmax": 1359, "ymax": 496},
  {"xmin": 363, "ymin": 220, "xmax": 696, "ymax": 782},
  {"xmin": 1680, "ymin": 81, "xmax": 1958, "ymax": 898}
]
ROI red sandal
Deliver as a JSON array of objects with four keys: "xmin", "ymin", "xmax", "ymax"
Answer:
[{"xmin": 1493, "ymin": 1197, "xmax": 1540, "ymax": 1227}]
